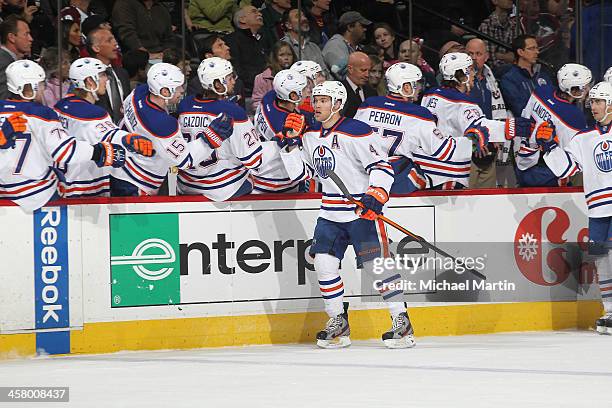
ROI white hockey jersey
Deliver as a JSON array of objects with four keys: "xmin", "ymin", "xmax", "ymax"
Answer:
[
  {"xmin": 117, "ymin": 85, "xmax": 215, "ymax": 195},
  {"xmin": 421, "ymin": 87, "xmax": 507, "ymax": 141},
  {"xmin": 543, "ymin": 124, "xmax": 612, "ymax": 217},
  {"xmin": 518, "ymin": 85, "xmax": 588, "ymax": 170},
  {"xmin": 54, "ymin": 95, "xmax": 113, "ymax": 197},
  {"xmin": 0, "ymin": 99, "xmax": 95, "ymax": 211},
  {"xmin": 354, "ymin": 95, "xmax": 473, "ymax": 188},
  {"xmin": 252, "ymin": 90, "xmax": 307, "ymax": 193},
  {"xmin": 177, "ymin": 96, "xmax": 262, "ymax": 201},
  {"xmin": 280, "ymin": 117, "xmax": 394, "ymax": 223}
]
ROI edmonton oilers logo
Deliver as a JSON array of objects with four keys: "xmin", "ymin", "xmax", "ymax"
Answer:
[
  {"xmin": 594, "ymin": 140, "xmax": 612, "ymax": 172},
  {"xmin": 313, "ymin": 145, "xmax": 335, "ymax": 179}
]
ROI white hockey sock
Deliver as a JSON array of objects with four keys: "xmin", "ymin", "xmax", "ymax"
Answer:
[
  {"xmin": 362, "ymin": 259, "xmax": 406, "ymax": 318},
  {"xmin": 595, "ymin": 254, "xmax": 612, "ymax": 313},
  {"xmin": 314, "ymin": 254, "xmax": 344, "ymax": 317}
]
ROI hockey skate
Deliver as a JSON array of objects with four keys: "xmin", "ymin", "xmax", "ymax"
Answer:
[
  {"xmin": 595, "ymin": 312, "xmax": 612, "ymax": 334},
  {"xmin": 316, "ymin": 313, "xmax": 351, "ymax": 349},
  {"xmin": 382, "ymin": 312, "xmax": 416, "ymax": 349}
]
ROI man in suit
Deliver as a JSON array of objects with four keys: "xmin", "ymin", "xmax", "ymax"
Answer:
[
  {"xmin": 87, "ymin": 27, "xmax": 130, "ymax": 124},
  {"xmin": 0, "ymin": 15, "xmax": 33, "ymax": 99},
  {"xmin": 341, "ymin": 51, "xmax": 376, "ymax": 118}
]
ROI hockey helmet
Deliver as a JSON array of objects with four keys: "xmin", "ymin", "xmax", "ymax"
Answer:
[
  {"xmin": 557, "ymin": 63, "xmax": 592, "ymax": 98},
  {"xmin": 6, "ymin": 60, "xmax": 45, "ymax": 100},
  {"xmin": 147, "ymin": 63, "xmax": 184, "ymax": 100},
  {"xmin": 197, "ymin": 57, "xmax": 234, "ymax": 96},
  {"xmin": 69, "ymin": 57, "xmax": 106, "ymax": 92},
  {"xmin": 291, "ymin": 60, "xmax": 324, "ymax": 83},
  {"xmin": 385, "ymin": 62, "xmax": 423, "ymax": 98},
  {"xmin": 604, "ymin": 66, "xmax": 612, "ymax": 84},
  {"xmin": 273, "ymin": 69, "xmax": 308, "ymax": 103},
  {"xmin": 439, "ymin": 52, "xmax": 473, "ymax": 82}
]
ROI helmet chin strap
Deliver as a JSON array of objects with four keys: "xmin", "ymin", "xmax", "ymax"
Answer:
[
  {"xmin": 19, "ymin": 83, "xmax": 38, "ymax": 100},
  {"xmin": 599, "ymin": 105, "xmax": 612, "ymax": 125},
  {"xmin": 323, "ymin": 100, "xmax": 342, "ymax": 124},
  {"xmin": 86, "ymin": 77, "xmax": 101, "ymax": 101},
  {"xmin": 399, "ymin": 82, "xmax": 416, "ymax": 100},
  {"xmin": 212, "ymin": 78, "xmax": 229, "ymax": 97}
]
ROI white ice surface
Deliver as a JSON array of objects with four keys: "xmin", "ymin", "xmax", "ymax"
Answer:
[{"xmin": 1, "ymin": 331, "xmax": 611, "ymax": 408}]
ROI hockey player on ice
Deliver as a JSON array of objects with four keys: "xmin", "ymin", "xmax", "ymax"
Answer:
[
  {"xmin": 0, "ymin": 60, "xmax": 126, "ymax": 211},
  {"xmin": 177, "ymin": 57, "xmax": 262, "ymax": 200},
  {"xmin": 421, "ymin": 52, "xmax": 533, "ymax": 189},
  {"xmin": 115, "ymin": 62, "xmax": 233, "ymax": 196},
  {"xmin": 251, "ymin": 69, "xmax": 309, "ymax": 193},
  {"xmin": 279, "ymin": 80, "xmax": 415, "ymax": 349},
  {"xmin": 517, "ymin": 63, "xmax": 591, "ymax": 187},
  {"xmin": 355, "ymin": 62, "xmax": 475, "ymax": 194},
  {"xmin": 54, "ymin": 58, "xmax": 155, "ymax": 198},
  {"xmin": 536, "ymin": 81, "xmax": 612, "ymax": 334}
]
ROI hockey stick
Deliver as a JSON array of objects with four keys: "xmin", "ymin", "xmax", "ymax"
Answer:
[{"xmin": 326, "ymin": 169, "xmax": 487, "ymax": 280}]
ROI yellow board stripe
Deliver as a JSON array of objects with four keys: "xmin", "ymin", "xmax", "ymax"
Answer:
[
  {"xmin": 0, "ymin": 333, "xmax": 36, "ymax": 359},
  {"xmin": 0, "ymin": 301, "xmax": 603, "ymax": 359}
]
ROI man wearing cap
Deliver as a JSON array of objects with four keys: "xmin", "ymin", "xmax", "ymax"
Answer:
[{"xmin": 322, "ymin": 10, "xmax": 371, "ymax": 81}]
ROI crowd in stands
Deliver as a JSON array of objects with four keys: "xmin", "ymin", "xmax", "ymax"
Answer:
[{"xmin": 0, "ymin": 0, "xmax": 611, "ymax": 207}]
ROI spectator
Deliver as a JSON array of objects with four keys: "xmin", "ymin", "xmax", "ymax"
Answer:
[
  {"xmin": 39, "ymin": 47, "xmax": 71, "ymax": 108},
  {"xmin": 251, "ymin": 41, "xmax": 296, "ymax": 110},
  {"xmin": 225, "ymin": 5, "xmax": 266, "ymax": 95},
  {"xmin": 280, "ymin": 8, "xmax": 329, "ymax": 79},
  {"xmin": 371, "ymin": 22, "xmax": 398, "ymax": 70},
  {"xmin": 0, "ymin": 15, "xmax": 32, "ymax": 99},
  {"xmin": 499, "ymin": 34, "xmax": 552, "ymax": 117},
  {"xmin": 465, "ymin": 38, "xmax": 508, "ymax": 189},
  {"xmin": 188, "ymin": 0, "xmax": 249, "ymax": 34},
  {"xmin": 368, "ymin": 54, "xmax": 385, "ymax": 96},
  {"xmin": 322, "ymin": 11, "xmax": 371, "ymax": 80},
  {"xmin": 80, "ymin": 14, "xmax": 123, "ymax": 66},
  {"xmin": 260, "ymin": 0, "xmax": 291, "ymax": 52},
  {"xmin": 398, "ymin": 39, "xmax": 437, "ymax": 92},
  {"xmin": 60, "ymin": 0, "xmax": 92, "ymax": 27},
  {"xmin": 112, "ymin": 0, "xmax": 174, "ymax": 58},
  {"xmin": 87, "ymin": 27, "xmax": 131, "ymax": 123},
  {"xmin": 122, "ymin": 49, "xmax": 149, "ymax": 90},
  {"xmin": 62, "ymin": 18, "xmax": 82, "ymax": 61},
  {"xmin": 341, "ymin": 51, "xmax": 376, "ymax": 118},
  {"xmin": 186, "ymin": 35, "xmax": 247, "ymax": 109},
  {"xmin": 1, "ymin": 0, "xmax": 37, "ymax": 24},
  {"xmin": 478, "ymin": 0, "xmax": 523, "ymax": 69},
  {"xmin": 304, "ymin": 0, "xmax": 335, "ymax": 48}
]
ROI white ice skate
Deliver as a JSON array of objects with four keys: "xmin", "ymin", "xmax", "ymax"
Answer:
[
  {"xmin": 316, "ymin": 313, "xmax": 351, "ymax": 349},
  {"xmin": 382, "ymin": 312, "xmax": 416, "ymax": 349}
]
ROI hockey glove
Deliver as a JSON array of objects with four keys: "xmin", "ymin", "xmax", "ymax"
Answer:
[
  {"xmin": 274, "ymin": 113, "xmax": 306, "ymax": 148},
  {"xmin": 122, "ymin": 134, "xmax": 155, "ymax": 157},
  {"xmin": 92, "ymin": 142, "xmax": 126, "ymax": 168},
  {"xmin": 464, "ymin": 122, "xmax": 490, "ymax": 155},
  {"xmin": 535, "ymin": 121, "xmax": 559, "ymax": 153},
  {"xmin": 200, "ymin": 113, "xmax": 233, "ymax": 149},
  {"xmin": 505, "ymin": 117, "xmax": 535, "ymax": 141},
  {"xmin": 283, "ymin": 113, "xmax": 306, "ymax": 138},
  {"xmin": 0, "ymin": 113, "xmax": 27, "ymax": 149},
  {"xmin": 357, "ymin": 186, "xmax": 389, "ymax": 220}
]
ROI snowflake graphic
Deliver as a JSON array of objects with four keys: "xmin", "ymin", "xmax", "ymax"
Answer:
[{"xmin": 517, "ymin": 232, "xmax": 539, "ymax": 261}]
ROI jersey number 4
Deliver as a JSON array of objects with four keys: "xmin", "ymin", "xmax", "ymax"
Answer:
[
  {"xmin": 13, "ymin": 133, "xmax": 32, "ymax": 175},
  {"xmin": 371, "ymin": 126, "xmax": 404, "ymax": 156}
]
